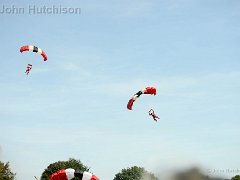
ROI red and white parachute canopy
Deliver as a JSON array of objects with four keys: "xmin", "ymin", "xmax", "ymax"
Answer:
[
  {"xmin": 20, "ymin": 45, "xmax": 47, "ymax": 61},
  {"xmin": 127, "ymin": 87, "xmax": 156, "ymax": 110},
  {"xmin": 50, "ymin": 168, "xmax": 99, "ymax": 180}
]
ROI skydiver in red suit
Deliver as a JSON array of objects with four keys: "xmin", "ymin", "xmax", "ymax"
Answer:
[
  {"xmin": 25, "ymin": 64, "xmax": 32, "ymax": 75},
  {"xmin": 148, "ymin": 109, "xmax": 160, "ymax": 122}
]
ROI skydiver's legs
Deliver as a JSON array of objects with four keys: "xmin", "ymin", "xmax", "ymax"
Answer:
[
  {"xmin": 25, "ymin": 68, "xmax": 30, "ymax": 75},
  {"xmin": 152, "ymin": 113, "xmax": 159, "ymax": 121}
]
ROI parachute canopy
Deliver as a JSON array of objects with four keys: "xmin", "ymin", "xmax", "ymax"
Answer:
[
  {"xmin": 127, "ymin": 87, "xmax": 156, "ymax": 110},
  {"xmin": 50, "ymin": 168, "xmax": 99, "ymax": 180},
  {"xmin": 20, "ymin": 45, "xmax": 47, "ymax": 61}
]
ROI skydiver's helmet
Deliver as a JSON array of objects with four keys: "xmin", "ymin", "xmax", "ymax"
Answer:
[{"xmin": 74, "ymin": 169, "xmax": 99, "ymax": 180}]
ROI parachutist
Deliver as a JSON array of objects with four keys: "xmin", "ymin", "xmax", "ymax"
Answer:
[
  {"xmin": 149, "ymin": 109, "xmax": 160, "ymax": 122},
  {"xmin": 25, "ymin": 64, "xmax": 32, "ymax": 75},
  {"xmin": 20, "ymin": 45, "xmax": 47, "ymax": 75}
]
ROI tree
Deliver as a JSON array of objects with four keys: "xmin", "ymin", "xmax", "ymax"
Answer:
[
  {"xmin": 41, "ymin": 158, "xmax": 89, "ymax": 180},
  {"xmin": 232, "ymin": 175, "xmax": 240, "ymax": 180},
  {"xmin": 0, "ymin": 161, "xmax": 16, "ymax": 180},
  {"xmin": 113, "ymin": 166, "xmax": 158, "ymax": 180}
]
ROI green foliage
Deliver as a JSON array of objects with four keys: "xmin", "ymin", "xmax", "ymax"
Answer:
[
  {"xmin": 41, "ymin": 158, "xmax": 89, "ymax": 180},
  {"xmin": 113, "ymin": 166, "xmax": 158, "ymax": 180},
  {"xmin": 232, "ymin": 175, "xmax": 240, "ymax": 180},
  {"xmin": 0, "ymin": 161, "xmax": 16, "ymax": 180}
]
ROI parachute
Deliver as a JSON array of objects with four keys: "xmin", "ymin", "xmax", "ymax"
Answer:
[
  {"xmin": 127, "ymin": 87, "xmax": 156, "ymax": 110},
  {"xmin": 20, "ymin": 45, "xmax": 47, "ymax": 75},
  {"xmin": 20, "ymin": 45, "xmax": 47, "ymax": 61},
  {"xmin": 50, "ymin": 168, "xmax": 99, "ymax": 180}
]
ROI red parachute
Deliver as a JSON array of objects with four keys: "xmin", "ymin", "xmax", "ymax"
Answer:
[
  {"xmin": 50, "ymin": 168, "xmax": 99, "ymax": 180},
  {"xmin": 20, "ymin": 45, "xmax": 48, "ymax": 75},
  {"xmin": 20, "ymin": 45, "xmax": 47, "ymax": 61},
  {"xmin": 127, "ymin": 87, "xmax": 156, "ymax": 110}
]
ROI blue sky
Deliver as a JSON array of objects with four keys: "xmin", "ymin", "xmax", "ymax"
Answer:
[{"xmin": 0, "ymin": 0, "xmax": 240, "ymax": 179}]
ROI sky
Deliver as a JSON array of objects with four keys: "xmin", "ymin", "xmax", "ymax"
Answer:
[{"xmin": 0, "ymin": 0, "xmax": 240, "ymax": 179}]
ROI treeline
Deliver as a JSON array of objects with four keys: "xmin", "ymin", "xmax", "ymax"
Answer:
[{"xmin": 1, "ymin": 158, "xmax": 240, "ymax": 180}]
